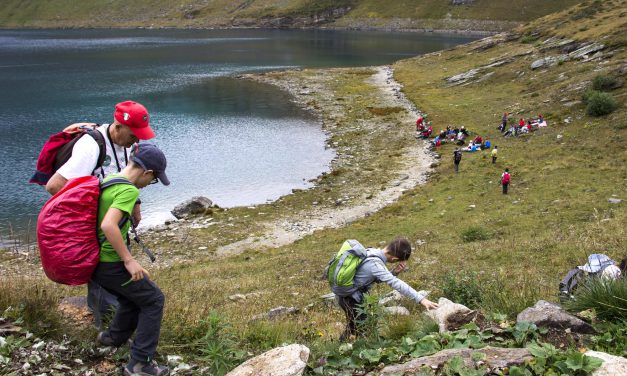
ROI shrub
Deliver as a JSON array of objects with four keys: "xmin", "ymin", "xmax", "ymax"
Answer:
[
  {"xmin": 592, "ymin": 74, "xmax": 619, "ymax": 91},
  {"xmin": 585, "ymin": 91, "xmax": 618, "ymax": 117},
  {"xmin": 589, "ymin": 320, "xmax": 627, "ymax": 357},
  {"xmin": 461, "ymin": 227, "xmax": 491, "ymax": 242},
  {"xmin": 441, "ymin": 271, "xmax": 482, "ymax": 309},
  {"xmin": 564, "ymin": 277, "xmax": 627, "ymax": 321}
]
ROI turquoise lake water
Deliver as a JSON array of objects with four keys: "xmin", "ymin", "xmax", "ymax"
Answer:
[{"xmin": 0, "ymin": 28, "xmax": 478, "ymax": 236}]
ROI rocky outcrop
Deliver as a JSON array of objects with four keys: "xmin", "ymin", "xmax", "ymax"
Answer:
[
  {"xmin": 171, "ymin": 196, "xmax": 213, "ymax": 219},
  {"xmin": 425, "ymin": 298, "xmax": 477, "ymax": 333},
  {"xmin": 233, "ymin": 7, "xmax": 352, "ymax": 28},
  {"xmin": 251, "ymin": 306, "xmax": 299, "ymax": 321},
  {"xmin": 378, "ymin": 347, "xmax": 532, "ymax": 375},
  {"xmin": 585, "ymin": 351, "xmax": 627, "ymax": 376},
  {"xmin": 516, "ymin": 300, "xmax": 594, "ymax": 334},
  {"xmin": 226, "ymin": 344, "xmax": 310, "ymax": 376}
]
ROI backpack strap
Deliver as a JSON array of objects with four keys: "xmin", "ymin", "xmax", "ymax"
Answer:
[{"xmin": 84, "ymin": 127, "xmax": 106, "ymax": 170}]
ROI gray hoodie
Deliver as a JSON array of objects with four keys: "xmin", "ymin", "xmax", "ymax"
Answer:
[{"xmin": 350, "ymin": 248, "xmax": 427, "ymax": 303}]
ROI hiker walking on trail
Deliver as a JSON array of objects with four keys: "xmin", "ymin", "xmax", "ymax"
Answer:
[
  {"xmin": 501, "ymin": 168, "xmax": 511, "ymax": 194},
  {"xmin": 92, "ymin": 143, "xmax": 170, "ymax": 376},
  {"xmin": 491, "ymin": 146, "xmax": 498, "ymax": 164},
  {"xmin": 44, "ymin": 101, "xmax": 156, "ymax": 329},
  {"xmin": 453, "ymin": 148, "xmax": 462, "ymax": 173},
  {"xmin": 326, "ymin": 238, "xmax": 439, "ymax": 342}
]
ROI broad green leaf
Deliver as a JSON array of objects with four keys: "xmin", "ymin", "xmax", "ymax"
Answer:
[
  {"xmin": 359, "ymin": 348, "xmax": 382, "ymax": 363},
  {"xmin": 582, "ymin": 355, "xmax": 603, "ymax": 372}
]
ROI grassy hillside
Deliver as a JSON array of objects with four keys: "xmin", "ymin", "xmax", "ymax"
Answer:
[
  {"xmin": 1, "ymin": 0, "xmax": 625, "ymax": 374},
  {"xmin": 0, "ymin": 0, "xmax": 582, "ymax": 31}
]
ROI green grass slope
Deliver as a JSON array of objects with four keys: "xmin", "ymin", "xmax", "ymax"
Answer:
[{"xmin": 0, "ymin": 0, "xmax": 582, "ymax": 30}]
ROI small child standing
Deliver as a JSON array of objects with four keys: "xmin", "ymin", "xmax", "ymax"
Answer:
[
  {"xmin": 491, "ymin": 146, "xmax": 498, "ymax": 164},
  {"xmin": 91, "ymin": 143, "xmax": 170, "ymax": 376},
  {"xmin": 328, "ymin": 238, "xmax": 438, "ymax": 341}
]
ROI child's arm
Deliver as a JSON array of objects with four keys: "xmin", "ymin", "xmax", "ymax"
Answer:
[{"xmin": 101, "ymin": 207, "xmax": 150, "ymax": 281}]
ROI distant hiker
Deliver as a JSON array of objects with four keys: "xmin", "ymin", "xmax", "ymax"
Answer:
[
  {"xmin": 491, "ymin": 146, "xmax": 498, "ymax": 164},
  {"xmin": 559, "ymin": 254, "xmax": 626, "ymax": 302},
  {"xmin": 501, "ymin": 168, "xmax": 510, "ymax": 194},
  {"xmin": 46, "ymin": 101, "xmax": 156, "ymax": 329},
  {"xmin": 92, "ymin": 143, "xmax": 170, "ymax": 376},
  {"xmin": 415, "ymin": 116, "xmax": 424, "ymax": 131},
  {"xmin": 325, "ymin": 238, "xmax": 438, "ymax": 341},
  {"xmin": 453, "ymin": 148, "xmax": 462, "ymax": 173},
  {"xmin": 500, "ymin": 112, "xmax": 508, "ymax": 132}
]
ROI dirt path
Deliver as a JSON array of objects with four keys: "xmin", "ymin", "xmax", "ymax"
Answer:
[{"xmin": 216, "ymin": 66, "xmax": 434, "ymax": 256}]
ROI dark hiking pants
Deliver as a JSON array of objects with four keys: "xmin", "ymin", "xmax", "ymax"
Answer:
[
  {"xmin": 337, "ymin": 296, "xmax": 367, "ymax": 341},
  {"xmin": 91, "ymin": 262, "xmax": 165, "ymax": 362},
  {"xmin": 492, "ymin": 156, "xmax": 497, "ymax": 164},
  {"xmin": 502, "ymin": 183, "xmax": 509, "ymax": 194},
  {"xmin": 454, "ymin": 162, "xmax": 460, "ymax": 173},
  {"xmin": 87, "ymin": 280, "xmax": 119, "ymax": 330}
]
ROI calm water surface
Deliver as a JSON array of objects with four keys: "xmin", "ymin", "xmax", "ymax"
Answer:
[{"xmin": 0, "ymin": 29, "xmax": 477, "ymax": 235}]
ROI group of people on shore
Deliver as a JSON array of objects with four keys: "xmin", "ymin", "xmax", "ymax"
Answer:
[{"xmin": 499, "ymin": 112, "xmax": 547, "ymax": 137}]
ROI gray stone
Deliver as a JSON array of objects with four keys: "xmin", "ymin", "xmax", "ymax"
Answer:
[
  {"xmin": 379, "ymin": 290, "xmax": 404, "ymax": 305},
  {"xmin": 585, "ymin": 350, "xmax": 627, "ymax": 376},
  {"xmin": 425, "ymin": 298, "xmax": 476, "ymax": 333},
  {"xmin": 446, "ymin": 69, "xmax": 480, "ymax": 85},
  {"xmin": 608, "ymin": 198, "xmax": 623, "ymax": 204},
  {"xmin": 516, "ymin": 300, "xmax": 594, "ymax": 334},
  {"xmin": 226, "ymin": 344, "xmax": 309, "ymax": 376},
  {"xmin": 171, "ymin": 196, "xmax": 213, "ymax": 219},
  {"xmin": 383, "ymin": 306, "xmax": 410, "ymax": 316},
  {"xmin": 378, "ymin": 347, "xmax": 532, "ymax": 376},
  {"xmin": 531, "ymin": 56, "xmax": 558, "ymax": 70},
  {"xmin": 251, "ymin": 306, "xmax": 299, "ymax": 321},
  {"xmin": 569, "ymin": 43, "xmax": 605, "ymax": 60}
]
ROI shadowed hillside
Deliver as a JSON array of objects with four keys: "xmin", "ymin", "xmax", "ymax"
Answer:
[{"xmin": 0, "ymin": 0, "xmax": 582, "ymax": 32}]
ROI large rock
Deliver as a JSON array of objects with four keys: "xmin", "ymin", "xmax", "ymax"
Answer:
[
  {"xmin": 226, "ymin": 344, "xmax": 309, "ymax": 376},
  {"xmin": 516, "ymin": 300, "xmax": 594, "ymax": 334},
  {"xmin": 425, "ymin": 298, "xmax": 476, "ymax": 333},
  {"xmin": 378, "ymin": 347, "xmax": 532, "ymax": 375},
  {"xmin": 569, "ymin": 43, "xmax": 605, "ymax": 59},
  {"xmin": 585, "ymin": 351, "xmax": 627, "ymax": 376},
  {"xmin": 171, "ymin": 196, "xmax": 213, "ymax": 219}
]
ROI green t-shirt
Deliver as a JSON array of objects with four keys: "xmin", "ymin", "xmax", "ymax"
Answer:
[{"xmin": 97, "ymin": 175, "xmax": 139, "ymax": 262}]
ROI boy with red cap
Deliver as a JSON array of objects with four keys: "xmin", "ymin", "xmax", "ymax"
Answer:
[
  {"xmin": 93, "ymin": 143, "xmax": 170, "ymax": 376},
  {"xmin": 45, "ymin": 100, "xmax": 156, "ymax": 329}
]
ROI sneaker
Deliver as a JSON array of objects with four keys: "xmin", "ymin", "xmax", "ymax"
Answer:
[{"xmin": 124, "ymin": 359, "xmax": 169, "ymax": 376}]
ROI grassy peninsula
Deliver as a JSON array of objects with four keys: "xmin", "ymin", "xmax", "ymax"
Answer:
[{"xmin": 1, "ymin": 0, "xmax": 626, "ymax": 374}]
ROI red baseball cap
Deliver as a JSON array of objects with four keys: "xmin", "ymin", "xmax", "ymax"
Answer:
[{"xmin": 114, "ymin": 101, "xmax": 155, "ymax": 140}]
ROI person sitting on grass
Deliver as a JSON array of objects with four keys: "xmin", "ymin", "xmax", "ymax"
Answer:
[
  {"xmin": 334, "ymin": 237, "xmax": 439, "ymax": 342},
  {"xmin": 92, "ymin": 143, "xmax": 170, "ymax": 376}
]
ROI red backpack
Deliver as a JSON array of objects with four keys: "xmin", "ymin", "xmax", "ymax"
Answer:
[
  {"xmin": 502, "ymin": 172, "xmax": 511, "ymax": 184},
  {"xmin": 37, "ymin": 176, "xmax": 132, "ymax": 285},
  {"xmin": 30, "ymin": 124, "xmax": 106, "ymax": 185}
]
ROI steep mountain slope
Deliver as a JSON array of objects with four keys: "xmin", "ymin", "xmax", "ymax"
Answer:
[{"xmin": 0, "ymin": 0, "xmax": 582, "ymax": 31}]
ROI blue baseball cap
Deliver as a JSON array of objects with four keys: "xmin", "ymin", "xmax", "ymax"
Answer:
[{"xmin": 130, "ymin": 143, "xmax": 170, "ymax": 186}]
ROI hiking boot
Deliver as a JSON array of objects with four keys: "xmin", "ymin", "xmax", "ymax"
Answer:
[
  {"xmin": 96, "ymin": 331, "xmax": 132, "ymax": 347},
  {"xmin": 124, "ymin": 359, "xmax": 169, "ymax": 376}
]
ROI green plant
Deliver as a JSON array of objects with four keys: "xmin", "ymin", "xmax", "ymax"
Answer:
[
  {"xmin": 585, "ymin": 91, "xmax": 618, "ymax": 116},
  {"xmin": 592, "ymin": 74, "xmax": 619, "ymax": 91},
  {"xmin": 588, "ymin": 320, "xmax": 627, "ymax": 357},
  {"xmin": 525, "ymin": 342, "xmax": 603, "ymax": 375},
  {"xmin": 183, "ymin": 312, "xmax": 246, "ymax": 376},
  {"xmin": 564, "ymin": 277, "xmax": 627, "ymax": 321},
  {"xmin": 441, "ymin": 271, "xmax": 482, "ymax": 309},
  {"xmin": 355, "ymin": 294, "xmax": 386, "ymax": 342},
  {"xmin": 461, "ymin": 227, "xmax": 491, "ymax": 242}
]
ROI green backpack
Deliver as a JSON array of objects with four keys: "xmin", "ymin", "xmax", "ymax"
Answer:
[{"xmin": 324, "ymin": 239, "xmax": 375, "ymax": 297}]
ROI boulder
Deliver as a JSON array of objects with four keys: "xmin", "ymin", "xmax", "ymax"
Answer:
[
  {"xmin": 569, "ymin": 43, "xmax": 605, "ymax": 60},
  {"xmin": 446, "ymin": 69, "xmax": 480, "ymax": 85},
  {"xmin": 251, "ymin": 306, "xmax": 299, "ymax": 321},
  {"xmin": 171, "ymin": 196, "xmax": 213, "ymax": 219},
  {"xmin": 383, "ymin": 306, "xmax": 410, "ymax": 316},
  {"xmin": 531, "ymin": 56, "xmax": 558, "ymax": 70},
  {"xmin": 585, "ymin": 351, "xmax": 627, "ymax": 376},
  {"xmin": 226, "ymin": 344, "xmax": 310, "ymax": 376},
  {"xmin": 378, "ymin": 347, "xmax": 532, "ymax": 375},
  {"xmin": 516, "ymin": 300, "xmax": 594, "ymax": 334},
  {"xmin": 379, "ymin": 290, "xmax": 404, "ymax": 305},
  {"xmin": 425, "ymin": 298, "xmax": 477, "ymax": 333}
]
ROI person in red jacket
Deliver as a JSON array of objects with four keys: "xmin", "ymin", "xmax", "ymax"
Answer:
[
  {"xmin": 416, "ymin": 116, "xmax": 425, "ymax": 131},
  {"xmin": 501, "ymin": 168, "xmax": 511, "ymax": 194}
]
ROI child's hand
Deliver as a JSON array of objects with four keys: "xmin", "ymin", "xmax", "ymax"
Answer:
[
  {"xmin": 124, "ymin": 258, "xmax": 150, "ymax": 281},
  {"xmin": 420, "ymin": 298, "xmax": 439, "ymax": 310},
  {"xmin": 392, "ymin": 262, "xmax": 407, "ymax": 276}
]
